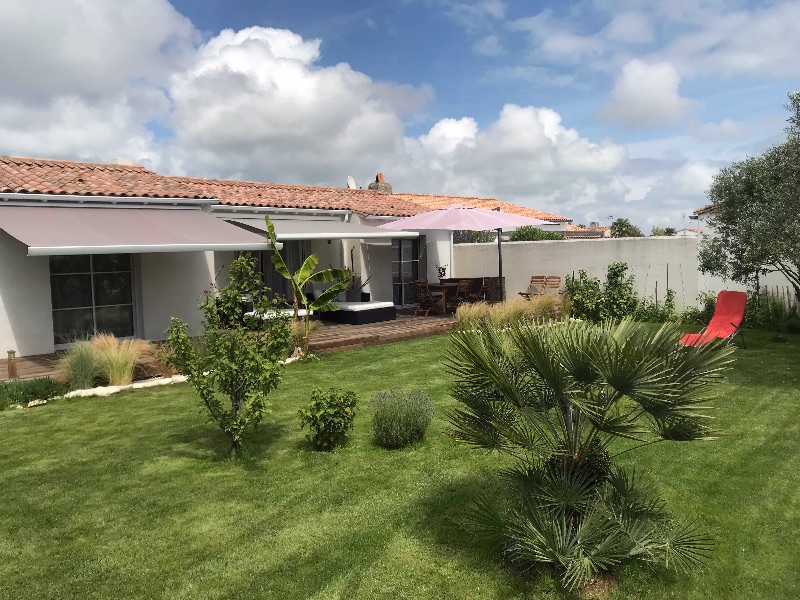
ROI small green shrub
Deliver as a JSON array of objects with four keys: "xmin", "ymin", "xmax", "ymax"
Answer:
[
  {"xmin": 55, "ymin": 341, "xmax": 100, "ymax": 390},
  {"xmin": 298, "ymin": 388, "xmax": 358, "ymax": 451},
  {"xmin": 0, "ymin": 377, "xmax": 68, "ymax": 408},
  {"xmin": 453, "ymin": 230, "xmax": 496, "ymax": 244},
  {"xmin": 634, "ymin": 289, "xmax": 678, "ymax": 322},
  {"xmin": 508, "ymin": 226, "xmax": 564, "ymax": 241},
  {"xmin": 565, "ymin": 263, "xmax": 638, "ymax": 322},
  {"xmin": 370, "ymin": 390, "xmax": 434, "ymax": 449}
]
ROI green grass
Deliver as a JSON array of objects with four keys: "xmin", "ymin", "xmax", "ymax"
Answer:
[{"xmin": 1, "ymin": 331, "xmax": 799, "ymax": 599}]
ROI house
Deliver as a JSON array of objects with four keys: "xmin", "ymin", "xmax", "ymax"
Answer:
[
  {"xmin": 565, "ymin": 222, "xmax": 611, "ymax": 239},
  {"xmin": 0, "ymin": 157, "xmax": 570, "ymax": 356}
]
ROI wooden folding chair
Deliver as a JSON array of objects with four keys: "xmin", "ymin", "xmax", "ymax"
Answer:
[
  {"xmin": 447, "ymin": 279, "xmax": 473, "ymax": 312},
  {"xmin": 519, "ymin": 276, "xmax": 548, "ymax": 299},
  {"xmin": 466, "ymin": 277, "xmax": 493, "ymax": 303},
  {"xmin": 413, "ymin": 280, "xmax": 442, "ymax": 316}
]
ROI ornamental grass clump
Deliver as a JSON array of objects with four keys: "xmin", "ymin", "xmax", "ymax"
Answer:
[
  {"xmin": 90, "ymin": 333, "xmax": 157, "ymax": 386},
  {"xmin": 370, "ymin": 390, "xmax": 434, "ymax": 449},
  {"xmin": 447, "ymin": 318, "xmax": 734, "ymax": 591},
  {"xmin": 455, "ymin": 296, "xmax": 562, "ymax": 330},
  {"xmin": 55, "ymin": 340, "xmax": 100, "ymax": 390}
]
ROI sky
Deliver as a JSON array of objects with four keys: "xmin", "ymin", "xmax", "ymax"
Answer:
[{"xmin": 0, "ymin": 0, "xmax": 797, "ymax": 230}]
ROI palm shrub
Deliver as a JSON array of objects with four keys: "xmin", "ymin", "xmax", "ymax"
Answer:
[
  {"xmin": 446, "ymin": 318, "xmax": 734, "ymax": 591},
  {"xmin": 370, "ymin": 390, "xmax": 434, "ymax": 449},
  {"xmin": 165, "ymin": 254, "xmax": 292, "ymax": 459}
]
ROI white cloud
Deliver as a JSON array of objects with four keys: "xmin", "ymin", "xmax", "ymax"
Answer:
[
  {"xmin": 601, "ymin": 12, "xmax": 653, "ymax": 44},
  {"xmin": 599, "ymin": 60, "xmax": 697, "ymax": 128},
  {"xmin": 472, "ymin": 35, "xmax": 505, "ymax": 56},
  {"xmin": 693, "ymin": 118, "xmax": 747, "ymax": 142},
  {"xmin": 167, "ymin": 27, "xmax": 433, "ymax": 182},
  {"xmin": 655, "ymin": 2, "xmax": 800, "ymax": 78},
  {"xmin": 0, "ymin": 0, "xmax": 196, "ymax": 100}
]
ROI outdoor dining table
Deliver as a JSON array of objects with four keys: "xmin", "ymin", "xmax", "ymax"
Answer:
[{"xmin": 428, "ymin": 281, "xmax": 460, "ymax": 314}]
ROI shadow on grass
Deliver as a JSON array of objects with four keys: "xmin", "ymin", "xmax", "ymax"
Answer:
[
  {"xmin": 411, "ymin": 470, "xmax": 572, "ymax": 598},
  {"xmin": 166, "ymin": 419, "xmax": 291, "ymax": 463},
  {"xmin": 232, "ymin": 527, "xmax": 393, "ymax": 598}
]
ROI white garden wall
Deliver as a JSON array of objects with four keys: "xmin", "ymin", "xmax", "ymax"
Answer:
[{"xmin": 453, "ymin": 237, "xmax": 701, "ymax": 310}]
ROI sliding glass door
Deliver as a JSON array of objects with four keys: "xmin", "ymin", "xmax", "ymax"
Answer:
[
  {"xmin": 392, "ymin": 238, "xmax": 421, "ymax": 306},
  {"xmin": 50, "ymin": 254, "xmax": 135, "ymax": 345}
]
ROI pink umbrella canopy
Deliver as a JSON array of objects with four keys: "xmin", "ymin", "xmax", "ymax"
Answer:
[
  {"xmin": 378, "ymin": 204, "xmax": 552, "ymax": 231},
  {"xmin": 379, "ymin": 205, "xmax": 556, "ymax": 302}
]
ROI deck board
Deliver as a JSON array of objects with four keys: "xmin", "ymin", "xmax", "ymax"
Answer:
[{"xmin": 0, "ymin": 314, "xmax": 456, "ymax": 381}]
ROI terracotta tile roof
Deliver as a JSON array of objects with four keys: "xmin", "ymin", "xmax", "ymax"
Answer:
[
  {"xmin": 0, "ymin": 156, "xmax": 213, "ymax": 199},
  {"xmin": 165, "ymin": 176, "xmax": 422, "ymax": 217},
  {"xmin": 0, "ymin": 156, "xmax": 571, "ymax": 220},
  {"xmin": 391, "ymin": 192, "xmax": 572, "ymax": 222},
  {"xmin": 693, "ymin": 204, "xmax": 717, "ymax": 215}
]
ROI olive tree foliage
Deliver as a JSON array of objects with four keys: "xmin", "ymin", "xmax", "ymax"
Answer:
[
  {"xmin": 165, "ymin": 254, "xmax": 292, "ymax": 459},
  {"xmin": 447, "ymin": 319, "xmax": 734, "ymax": 590},
  {"xmin": 508, "ymin": 226, "xmax": 564, "ymax": 241},
  {"xmin": 699, "ymin": 92, "xmax": 800, "ymax": 302},
  {"xmin": 610, "ymin": 218, "xmax": 644, "ymax": 238}
]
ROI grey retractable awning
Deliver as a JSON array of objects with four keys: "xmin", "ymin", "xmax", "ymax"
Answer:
[
  {"xmin": 0, "ymin": 206, "xmax": 274, "ymax": 256},
  {"xmin": 226, "ymin": 217, "xmax": 418, "ymax": 241}
]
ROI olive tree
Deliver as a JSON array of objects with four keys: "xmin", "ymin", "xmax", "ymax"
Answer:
[
  {"xmin": 165, "ymin": 254, "xmax": 291, "ymax": 458},
  {"xmin": 699, "ymin": 92, "xmax": 800, "ymax": 302}
]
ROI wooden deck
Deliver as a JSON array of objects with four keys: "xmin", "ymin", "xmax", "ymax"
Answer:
[{"xmin": 0, "ymin": 314, "xmax": 456, "ymax": 381}]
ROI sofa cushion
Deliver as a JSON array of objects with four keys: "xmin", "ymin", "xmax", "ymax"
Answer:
[{"xmin": 331, "ymin": 301, "xmax": 395, "ymax": 312}]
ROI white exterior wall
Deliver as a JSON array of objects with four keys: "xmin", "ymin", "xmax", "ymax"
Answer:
[
  {"xmin": 347, "ymin": 215, "xmax": 396, "ymax": 303},
  {"xmin": 453, "ymin": 237, "xmax": 701, "ymax": 310},
  {"xmin": 139, "ymin": 251, "xmax": 222, "ymax": 340},
  {"xmin": 0, "ymin": 230, "xmax": 55, "ymax": 356},
  {"xmin": 421, "ymin": 229, "xmax": 453, "ymax": 280}
]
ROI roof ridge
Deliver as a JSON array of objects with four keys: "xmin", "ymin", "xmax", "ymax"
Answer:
[
  {"xmin": 0, "ymin": 155, "xmax": 148, "ymax": 171},
  {"xmin": 165, "ymin": 174, "xmax": 383, "ymax": 193}
]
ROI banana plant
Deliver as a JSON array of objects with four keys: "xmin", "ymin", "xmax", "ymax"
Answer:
[{"xmin": 264, "ymin": 216, "xmax": 353, "ymax": 358}]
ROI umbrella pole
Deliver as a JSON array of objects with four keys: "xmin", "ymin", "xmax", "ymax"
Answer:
[{"xmin": 496, "ymin": 228, "xmax": 503, "ymax": 302}]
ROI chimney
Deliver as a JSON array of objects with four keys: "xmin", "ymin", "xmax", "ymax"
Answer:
[
  {"xmin": 112, "ymin": 157, "xmax": 134, "ymax": 166},
  {"xmin": 367, "ymin": 172, "xmax": 392, "ymax": 194},
  {"xmin": 589, "ymin": 221, "xmax": 599, "ymax": 231}
]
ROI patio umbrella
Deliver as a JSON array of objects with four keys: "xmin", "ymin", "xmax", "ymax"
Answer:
[{"xmin": 378, "ymin": 205, "xmax": 553, "ymax": 301}]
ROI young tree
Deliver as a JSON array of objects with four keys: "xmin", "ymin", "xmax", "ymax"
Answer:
[
  {"xmin": 508, "ymin": 225, "xmax": 564, "ymax": 241},
  {"xmin": 651, "ymin": 226, "xmax": 677, "ymax": 236},
  {"xmin": 264, "ymin": 216, "xmax": 352, "ymax": 358},
  {"xmin": 610, "ymin": 218, "xmax": 644, "ymax": 238},
  {"xmin": 699, "ymin": 92, "xmax": 800, "ymax": 302},
  {"xmin": 447, "ymin": 319, "xmax": 734, "ymax": 590},
  {"xmin": 165, "ymin": 255, "xmax": 291, "ymax": 459}
]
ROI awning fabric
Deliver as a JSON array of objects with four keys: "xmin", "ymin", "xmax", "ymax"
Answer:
[
  {"xmin": 226, "ymin": 217, "xmax": 418, "ymax": 241},
  {"xmin": 0, "ymin": 206, "xmax": 273, "ymax": 256}
]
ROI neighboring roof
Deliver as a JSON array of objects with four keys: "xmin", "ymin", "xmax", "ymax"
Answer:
[
  {"xmin": 694, "ymin": 204, "xmax": 717, "ymax": 215},
  {"xmin": 166, "ymin": 176, "xmax": 421, "ymax": 217},
  {"xmin": 0, "ymin": 156, "xmax": 212, "ymax": 199},
  {"xmin": 392, "ymin": 192, "xmax": 572, "ymax": 222}
]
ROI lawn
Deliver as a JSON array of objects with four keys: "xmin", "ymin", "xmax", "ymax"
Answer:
[{"xmin": 1, "ymin": 330, "xmax": 799, "ymax": 599}]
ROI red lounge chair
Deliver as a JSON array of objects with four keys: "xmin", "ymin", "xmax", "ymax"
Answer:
[{"xmin": 679, "ymin": 290, "xmax": 747, "ymax": 348}]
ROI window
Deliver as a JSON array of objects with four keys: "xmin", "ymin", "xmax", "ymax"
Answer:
[
  {"xmin": 392, "ymin": 239, "xmax": 420, "ymax": 306},
  {"xmin": 50, "ymin": 254, "xmax": 134, "ymax": 345}
]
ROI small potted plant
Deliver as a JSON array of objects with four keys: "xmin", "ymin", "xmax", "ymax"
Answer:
[
  {"xmin": 346, "ymin": 274, "xmax": 372, "ymax": 302},
  {"xmin": 435, "ymin": 264, "xmax": 448, "ymax": 283}
]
